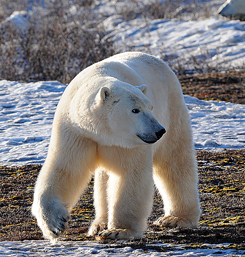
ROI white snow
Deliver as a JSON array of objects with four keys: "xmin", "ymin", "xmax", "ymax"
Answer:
[
  {"xmin": 88, "ymin": 0, "xmax": 245, "ymax": 72},
  {"xmin": 185, "ymin": 95, "xmax": 245, "ymax": 150},
  {"xmin": 103, "ymin": 17, "xmax": 245, "ymax": 71},
  {"xmin": 0, "ymin": 80, "xmax": 66, "ymax": 165},
  {"xmin": 1, "ymin": 0, "xmax": 245, "ymax": 256},
  {"xmin": 0, "ymin": 240, "xmax": 244, "ymax": 257},
  {"xmin": 1, "ymin": 11, "xmax": 30, "ymax": 31}
]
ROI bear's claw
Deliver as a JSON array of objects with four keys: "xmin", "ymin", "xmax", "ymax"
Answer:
[
  {"xmin": 49, "ymin": 217, "xmax": 68, "ymax": 237},
  {"xmin": 96, "ymin": 228, "xmax": 138, "ymax": 240},
  {"xmin": 59, "ymin": 216, "xmax": 68, "ymax": 223},
  {"xmin": 88, "ymin": 221, "xmax": 107, "ymax": 236},
  {"xmin": 47, "ymin": 212, "xmax": 69, "ymax": 238},
  {"xmin": 58, "ymin": 221, "xmax": 66, "ymax": 231},
  {"xmin": 51, "ymin": 229, "xmax": 59, "ymax": 236},
  {"xmin": 154, "ymin": 215, "xmax": 194, "ymax": 228}
]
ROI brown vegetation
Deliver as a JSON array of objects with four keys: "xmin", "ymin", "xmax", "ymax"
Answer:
[{"xmin": 0, "ymin": 150, "xmax": 244, "ymax": 251}]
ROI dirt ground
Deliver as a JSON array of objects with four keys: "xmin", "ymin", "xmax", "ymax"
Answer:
[
  {"xmin": 180, "ymin": 71, "xmax": 245, "ymax": 105},
  {"xmin": 0, "ymin": 72, "xmax": 244, "ymax": 251}
]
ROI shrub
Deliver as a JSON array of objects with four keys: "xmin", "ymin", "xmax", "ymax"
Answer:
[
  {"xmin": 115, "ymin": 0, "xmax": 214, "ymax": 21},
  {"xmin": 0, "ymin": 0, "xmax": 115, "ymax": 84}
]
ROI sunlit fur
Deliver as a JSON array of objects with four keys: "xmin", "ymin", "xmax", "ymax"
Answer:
[{"xmin": 32, "ymin": 52, "xmax": 200, "ymax": 241}]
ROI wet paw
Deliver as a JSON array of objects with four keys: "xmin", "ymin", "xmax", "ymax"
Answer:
[
  {"xmin": 96, "ymin": 228, "xmax": 138, "ymax": 240},
  {"xmin": 154, "ymin": 215, "xmax": 193, "ymax": 228}
]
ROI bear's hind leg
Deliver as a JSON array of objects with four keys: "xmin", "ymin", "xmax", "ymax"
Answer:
[
  {"xmin": 88, "ymin": 168, "xmax": 109, "ymax": 236},
  {"xmin": 152, "ymin": 86, "xmax": 201, "ymax": 229},
  {"xmin": 153, "ymin": 135, "xmax": 200, "ymax": 229}
]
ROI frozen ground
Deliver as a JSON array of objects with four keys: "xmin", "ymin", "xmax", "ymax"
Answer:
[{"xmin": 0, "ymin": 240, "xmax": 244, "ymax": 257}]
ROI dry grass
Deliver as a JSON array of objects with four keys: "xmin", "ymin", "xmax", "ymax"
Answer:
[
  {"xmin": 115, "ymin": 0, "xmax": 214, "ymax": 21},
  {"xmin": 0, "ymin": 0, "xmax": 115, "ymax": 84}
]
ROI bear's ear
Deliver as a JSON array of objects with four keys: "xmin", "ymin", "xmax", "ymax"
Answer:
[
  {"xmin": 137, "ymin": 84, "xmax": 148, "ymax": 95},
  {"xmin": 100, "ymin": 87, "xmax": 111, "ymax": 102}
]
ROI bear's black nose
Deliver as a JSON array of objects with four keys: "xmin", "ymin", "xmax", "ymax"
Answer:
[{"xmin": 155, "ymin": 128, "xmax": 166, "ymax": 140}]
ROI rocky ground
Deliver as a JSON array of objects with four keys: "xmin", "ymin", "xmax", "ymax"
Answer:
[{"xmin": 0, "ymin": 72, "xmax": 244, "ymax": 251}]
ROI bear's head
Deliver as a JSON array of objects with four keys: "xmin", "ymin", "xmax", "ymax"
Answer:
[{"xmin": 91, "ymin": 82, "xmax": 166, "ymax": 148}]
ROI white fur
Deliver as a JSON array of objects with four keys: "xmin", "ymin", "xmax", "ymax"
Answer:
[
  {"xmin": 218, "ymin": 0, "xmax": 245, "ymax": 17},
  {"xmin": 32, "ymin": 52, "xmax": 201, "ymax": 241}
]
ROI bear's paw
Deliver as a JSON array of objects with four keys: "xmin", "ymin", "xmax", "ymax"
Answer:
[
  {"xmin": 88, "ymin": 221, "xmax": 107, "ymax": 236},
  {"xmin": 33, "ymin": 198, "xmax": 70, "ymax": 240},
  {"xmin": 48, "ymin": 212, "xmax": 69, "ymax": 238},
  {"xmin": 96, "ymin": 228, "xmax": 141, "ymax": 240},
  {"xmin": 154, "ymin": 215, "xmax": 196, "ymax": 228}
]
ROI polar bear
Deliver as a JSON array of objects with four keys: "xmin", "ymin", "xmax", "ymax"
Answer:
[{"xmin": 32, "ymin": 52, "xmax": 200, "ymax": 241}]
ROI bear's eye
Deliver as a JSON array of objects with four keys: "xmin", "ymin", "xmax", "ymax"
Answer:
[{"xmin": 132, "ymin": 109, "xmax": 140, "ymax": 114}]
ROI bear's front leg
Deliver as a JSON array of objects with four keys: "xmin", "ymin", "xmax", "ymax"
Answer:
[
  {"xmin": 153, "ymin": 123, "xmax": 201, "ymax": 228},
  {"xmin": 153, "ymin": 149, "xmax": 200, "ymax": 229},
  {"xmin": 32, "ymin": 135, "xmax": 97, "ymax": 241},
  {"xmin": 96, "ymin": 146, "xmax": 154, "ymax": 240},
  {"xmin": 151, "ymin": 92, "xmax": 201, "ymax": 229}
]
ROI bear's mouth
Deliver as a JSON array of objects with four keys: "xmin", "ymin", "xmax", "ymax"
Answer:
[
  {"xmin": 137, "ymin": 134, "xmax": 159, "ymax": 144},
  {"xmin": 137, "ymin": 128, "xmax": 166, "ymax": 144}
]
